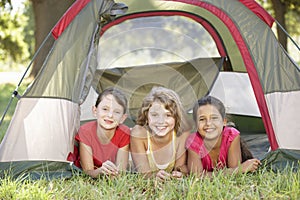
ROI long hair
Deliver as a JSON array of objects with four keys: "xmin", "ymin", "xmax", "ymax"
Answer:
[
  {"xmin": 194, "ymin": 95, "xmax": 254, "ymax": 162},
  {"xmin": 95, "ymin": 87, "xmax": 128, "ymax": 114},
  {"xmin": 136, "ymin": 86, "xmax": 191, "ymax": 136}
]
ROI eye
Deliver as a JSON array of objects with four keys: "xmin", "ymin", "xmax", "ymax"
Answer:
[
  {"xmin": 101, "ymin": 107, "xmax": 108, "ymax": 111},
  {"xmin": 114, "ymin": 110, "xmax": 121, "ymax": 114},
  {"xmin": 211, "ymin": 116, "xmax": 219, "ymax": 120},
  {"xmin": 199, "ymin": 118, "xmax": 205, "ymax": 122},
  {"xmin": 150, "ymin": 112, "xmax": 158, "ymax": 118}
]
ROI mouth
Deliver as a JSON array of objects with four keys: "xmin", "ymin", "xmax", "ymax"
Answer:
[
  {"xmin": 204, "ymin": 128, "xmax": 215, "ymax": 133},
  {"xmin": 104, "ymin": 119, "xmax": 115, "ymax": 124},
  {"xmin": 156, "ymin": 126, "xmax": 168, "ymax": 131}
]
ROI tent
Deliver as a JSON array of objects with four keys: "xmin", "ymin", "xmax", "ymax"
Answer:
[{"xmin": 0, "ymin": 0, "xmax": 299, "ymax": 179}]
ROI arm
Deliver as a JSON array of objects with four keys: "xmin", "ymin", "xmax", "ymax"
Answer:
[
  {"xmin": 227, "ymin": 135, "xmax": 260, "ymax": 173},
  {"xmin": 187, "ymin": 149, "xmax": 203, "ymax": 176},
  {"xmin": 79, "ymin": 142, "xmax": 118, "ymax": 178},
  {"xmin": 130, "ymin": 125, "xmax": 152, "ymax": 176},
  {"xmin": 115, "ymin": 144, "xmax": 129, "ymax": 171},
  {"xmin": 227, "ymin": 135, "xmax": 242, "ymax": 168},
  {"xmin": 172, "ymin": 131, "xmax": 190, "ymax": 178},
  {"xmin": 187, "ymin": 149, "xmax": 214, "ymax": 178}
]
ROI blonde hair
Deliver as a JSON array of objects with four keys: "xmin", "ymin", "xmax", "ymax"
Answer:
[{"xmin": 136, "ymin": 86, "xmax": 191, "ymax": 136}]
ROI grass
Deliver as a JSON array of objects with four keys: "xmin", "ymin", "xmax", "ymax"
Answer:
[
  {"xmin": 0, "ymin": 82, "xmax": 299, "ymax": 199},
  {"xmin": 0, "ymin": 168, "xmax": 299, "ymax": 199}
]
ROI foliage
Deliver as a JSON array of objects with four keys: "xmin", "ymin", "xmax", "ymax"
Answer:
[
  {"xmin": 258, "ymin": 0, "xmax": 300, "ymax": 35},
  {"xmin": 0, "ymin": 168, "xmax": 299, "ymax": 199},
  {"xmin": 0, "ymin": 0, "xmax": 33, "ymax": 71},
  {"xmin": 0, "ymin": 0, "xmax": 10, "ymax": 7}
]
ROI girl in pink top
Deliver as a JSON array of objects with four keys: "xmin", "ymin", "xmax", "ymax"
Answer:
[
  {"xmin": 71, "ymin": 87, "xmax": 130, "ymax": 178},
  {"xmin": 186, "ymin": 96, "xmax": 260, "ymax": 177}
]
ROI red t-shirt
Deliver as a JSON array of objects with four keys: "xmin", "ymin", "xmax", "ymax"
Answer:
[
  {"xmin": 186, "ymin": 126, "xmax": 239, "ymax": 171},
  {"xmin": 72, "ymin": 121, "xmax": 130, "ymax": 168}
]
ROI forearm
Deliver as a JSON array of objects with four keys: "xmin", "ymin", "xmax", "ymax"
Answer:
[
  {"xmin": 84, "ymin": 168, "xmax": 101, "ymax": 178},
  {"xmin": 175, "ymin": 164, "xmax": 189, "ymax": 176}
]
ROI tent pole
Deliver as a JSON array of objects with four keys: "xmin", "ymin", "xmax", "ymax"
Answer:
[
  {"xmin": 0, "ymin": 32, "xmax": 52, "ymax": 128},
  {"xmin": 275, "ymin": 20, "xmax": 300, "ymax": 52}
]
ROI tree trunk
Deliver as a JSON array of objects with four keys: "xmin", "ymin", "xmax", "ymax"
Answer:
[
  {"xmin": 271, "ymin": 0, "xmax": 288, "ymax": 50},
  {"xmin": 29, "ymin": 0, "xmax": 75, "ymax": 78}
]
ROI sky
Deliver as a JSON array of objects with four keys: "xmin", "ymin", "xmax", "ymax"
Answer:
[{"xmin": 11, "ymin": 0, "xmax": 26, "ymax": 13}]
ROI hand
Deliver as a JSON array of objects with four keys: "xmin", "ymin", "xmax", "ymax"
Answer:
[
  {"xmin": 171, "ymin": 170, "xmax": 183, "ymax": 180},
  {"xmin": 241, "ymin": 158, "xmax": 261, "ymax": 173},
  {"xmin": 156, "ymin": 170, "xmax": 171, "ymax": 181},
  {"xmin": 98, "ymin": 160, "xmax": 119, "ymax": 176}
]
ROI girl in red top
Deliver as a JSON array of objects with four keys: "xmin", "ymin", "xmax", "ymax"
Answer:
[
  {"xmin": 75, "ymin": 87, "xmax": 130, "ymax": 178},
  {"xmin": 186, "ymin": 96, "xmax": 260, "ymax": 177}
]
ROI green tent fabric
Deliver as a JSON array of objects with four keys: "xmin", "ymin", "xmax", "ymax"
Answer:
[
  {"xmin": 0, "ymin": 161, "xmax": 82, "ymax": 180},
  {"xmin": 261, "ymin": 149, "xmax": 300, "ymax": 172}
]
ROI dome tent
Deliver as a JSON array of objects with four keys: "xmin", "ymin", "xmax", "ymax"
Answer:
[{"xmin": 0, "ymin": 0, "xmax": 299, "ymax": 179}]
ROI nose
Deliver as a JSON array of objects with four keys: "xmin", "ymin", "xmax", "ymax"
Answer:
[
  {"xmin": 157, "ymin": 115, "xmax": 166, "ymax": 123},
  {"xmin": 107, "ymin": 110, "xmax": 113, "ymax": 117},
  {"xmin": 205, "ymin": 118, "xmax": 212, "ymax": 125}
]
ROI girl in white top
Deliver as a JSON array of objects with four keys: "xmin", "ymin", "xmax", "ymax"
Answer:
[{"xmin": 130, "ymin": 86, "xmax": 191, "ymax": 181}]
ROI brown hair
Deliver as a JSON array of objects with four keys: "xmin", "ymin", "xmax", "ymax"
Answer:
[
  {"xmin": 95, "ymin": 87, "xmax": 128, "ymax": 114},
  {"xmin": 192, "ymin": 95, "xmax": 226, "ymax": 123},
  {"xmin": 194, "ymin": 96, "xmax": 254, "ymax": 161},
  {"xmin": 136, "ymin": 86, "xmax": 191, "ymax": 136}
]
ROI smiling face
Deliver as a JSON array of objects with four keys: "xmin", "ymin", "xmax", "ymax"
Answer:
[
  {"xmin": 93, "ymin": 94, "xmax": 127, "ymax": 130},
  {"xmin": 196, "ymin": 104, "xmax": 227, "ymax": 141},
  {"xmin": 147, "ymin": 101, "xmax": 175, "ymax": 137}
]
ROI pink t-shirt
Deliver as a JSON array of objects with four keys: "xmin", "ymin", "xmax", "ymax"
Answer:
[
  {"xmin": 186, "ymin": 126, "xmax": 239, "ymax": 171},
  {"xmin": 72, "ymin": 121, "xmax": 130, "ymax": 168}
]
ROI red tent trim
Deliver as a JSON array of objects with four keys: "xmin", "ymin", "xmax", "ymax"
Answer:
[
  {"xmin": 239, "ymin": 0, "xmax": 275, "ymax": 27},
  {"xmin": 101, "ymin": 11, "xmax": 227, "ymax": 57},
  {"xmin": 52, "ymin": 0, "xmax": 91, "ymax": 40}
]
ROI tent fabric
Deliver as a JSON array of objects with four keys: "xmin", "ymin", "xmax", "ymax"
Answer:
[
  {"xmin": 0, "ymin": 98, "xmax": 79, "ymax": 162},
  {"xmin": 261, "ymin": 149, "xmax": 300, "ymax": 172},
  {"xmin": 0, "ymin": 161, "xmax": 81, "ymax": 180},
  {"xmin": 239, "ymin": 0, "xmax": 275, "ymax": 27},
  {"xmin": 52, "ymin": 0, "xmax": 92, "ymax": 39},
  {"xmin": 0, "ymin": 0, "xmax": 300, "ymax": 179}
]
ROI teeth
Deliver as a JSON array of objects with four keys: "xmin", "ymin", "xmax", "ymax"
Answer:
[
  {"xmin": 205, "ymin": 128, "xmax": 214, "ymax": 132},
  {"xmin": 157, "ymin": 126, "xmax": 166, "ymax": 130}
]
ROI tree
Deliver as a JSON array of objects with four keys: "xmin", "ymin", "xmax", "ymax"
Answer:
[
  {"xmin": 29, "ymin": 0, "xmax": 75, "ymax": 77},
  {"xmin": 258, "ymin": 0, "xmax": 300, "ymax": 51},
  {"xmin": 0, "ymin": 0, "xmax": 30, "ymax": 69}
]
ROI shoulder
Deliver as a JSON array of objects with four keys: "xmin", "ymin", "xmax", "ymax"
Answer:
[
  {"xmin": 185, "ymin": 132, "xmax": 203, "ymax": 150},
  {"xmin": 223, "ymin": 126, "xmax": 240, "ymax": 141},
  {"xmin": 223, "ymin": 126, "xmax": 239, "ymax": 135},
  {"xmin": 131, "ymin": 125, "xmax": 147, "ymax": 138},
  {"xmin": 77, "ymin": 121, "xmax": 96, "ymax": 136},
  {"xmin": 116, "ymin": 124, "xmax": 130, "ymax": 134},
  {"xmin": 76, "ymin": 121, "xmax": 96, "ymax": 143},
  {"xmin": 79, "ymin": 121, "xmax": 96, "ymax": 131},
  {"xmin": 177, "ymin": 131, "xmax": 190, "ymax": 143}
]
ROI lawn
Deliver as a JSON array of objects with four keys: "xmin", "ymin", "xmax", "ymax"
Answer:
[
  {"xmin": 0, "ymin": 82, "xmax": 299, "ymax": 199},
  {"xmin": 0, "ymin": 168, "xmax": 299, "ymax": 199}
]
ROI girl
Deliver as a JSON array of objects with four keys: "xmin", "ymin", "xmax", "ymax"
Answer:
[
  {"xmin": 130, "ymin": 86, "xmax": 192, "ymax": 181},
  {"xmin": 186, "ymin": 96, "xmax": 260, "ymax": 177},
  {"xmin": 72, "ymin": 87, "xmax": 130, "ymax": 178}
]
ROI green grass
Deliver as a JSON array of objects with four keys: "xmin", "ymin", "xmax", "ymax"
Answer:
[
  {"xmin": 0, "ymin": 82, "xmax": 299, "ymax": 199},
  {"xmin": 0, "ymin": 168, "xmax": 299, "ymax": 199}
]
